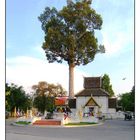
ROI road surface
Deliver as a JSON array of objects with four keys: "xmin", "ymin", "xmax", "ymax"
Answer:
[{"xmin": 6, "ymin": 119, "xmax": 134, "ymax": 140}]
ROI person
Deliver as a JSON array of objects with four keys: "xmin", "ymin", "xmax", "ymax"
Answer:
[
  {"xmin": 66, "ymin": 106, "xmax": 72, "ymax": 115},
  {"xmin": 64, "ymin": 112, "xmax": 68, "ymax": 120},
  {"xmin": 16, "ymin": 111, "xmax": 20, "ymax": 117},
  {"xmin": 62, "ymin": 107, "xmax": 66, "ymax": 113}
]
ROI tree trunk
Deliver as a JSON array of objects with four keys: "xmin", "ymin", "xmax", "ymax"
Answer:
[{"xmin": 69, "ymin": 63, "xmax": 75, "ymax": 98}]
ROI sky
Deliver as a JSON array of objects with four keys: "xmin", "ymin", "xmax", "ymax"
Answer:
[{"xmin": 6, "ymin": 0, "xmax": 134, "ymax": 96}]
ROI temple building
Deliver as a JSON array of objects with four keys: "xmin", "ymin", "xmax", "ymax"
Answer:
[
  {"xmin": 54, "ymin": 76, "xmax": 117, "ymax": 119},
  {"xmin": 74, "ymin": 77, "xmax": 117, "ymax": 118}
]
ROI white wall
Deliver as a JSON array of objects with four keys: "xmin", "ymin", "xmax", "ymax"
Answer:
[
  {"xmin": 76, "ymin": 96, "xmax": 108, "ymax": 114},
  {"xmin": 94, "ymin": 96, "xmax": 108, "ymax": 114},
  {"xmin": 76, "ymin": 96, "xmax": 88, "ymax": 110},
  {"xmin": 107, "ymin": 108, "xmax": 116, "ymax": 119}
]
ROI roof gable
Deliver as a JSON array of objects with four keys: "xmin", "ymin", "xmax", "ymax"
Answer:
[{"xmin": 84, "ymin": 97, "xmax": 100, "ymax": 107}]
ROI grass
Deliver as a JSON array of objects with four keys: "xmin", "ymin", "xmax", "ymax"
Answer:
[
  {"xmin": 65, "ymin": 122, "xmax": 97, "ymax": 126},
  {"xmin": 15, "ymin": 121, "xmax": 31, "ymax": 125}
]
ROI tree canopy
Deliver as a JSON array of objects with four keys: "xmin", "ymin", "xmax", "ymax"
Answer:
[
  {"xmin": 39, "ymin": 1, "xmax": 104, "ymax": 66},
  {"xmin": 118, "ymin": 86, "xmax": 135, "ymax": 112},
  {"xmin": 38, "ymin": 0, "xmax": 104, "ymax": 97},
  {"xmin": 32, "ymin": 81, "xmax": 67, "ymax": 113},
  {"xmin": 32, "ymin": 81, "xmax": 67, "ymax": 97},
  {"xmin": 102, "ymin": 74, "xmax": 115, "ymax": 97},
  {"xmin": 6, "ymin": 83, "xmax": 31, "ymax": 113}
]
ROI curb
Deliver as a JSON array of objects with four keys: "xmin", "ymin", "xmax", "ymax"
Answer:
[
  {"xmin": 11, "ymin": 122, "xmax": 104, "ymax": 128},
  {"xmin": 64, "ymin": 122, "xmax": 104, "ymax": 128}
]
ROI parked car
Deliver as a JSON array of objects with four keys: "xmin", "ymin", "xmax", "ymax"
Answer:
[{"xmin": 124, "ymin": 111, "xmax": 133, "ymax": 120}]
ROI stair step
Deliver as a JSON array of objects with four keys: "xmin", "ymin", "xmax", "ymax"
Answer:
[{"xmin": 33, "ymin": 119, "xmax": 61, "ymax": 126}]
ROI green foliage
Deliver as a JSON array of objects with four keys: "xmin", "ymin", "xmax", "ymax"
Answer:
[
  {"xmin": 118, "ymin": 86, "xmax": 135, "ymax": 112},
  {"xmin": 6, "ymin": 83, "xmax": 31, "ymax": 113},
  {"xmin": 102, "ymin": 74, "xmax": 115, "ymax": 97},
  {"xmin": 46, "ymin": 97, "xmax": 55, "ymax": 113},
  {"xmin": 38, "ymin": 0, "xmax": 104, "ymax": 66},
  {"xmin": 33, "ymin": 94, "xmax": 47, "ymax": 113},
  {"xmin": 33, "ymin": 96, "xmax": 55, "ymax": 114},
  {"xmin": 15, "ymin": 121, "xmax": 31, "ymax": 125},
  {"xmin": 32, "ymin": 81, "xmax": 66, "ymax": 113},
  {"xmin": 65, "ymin": 122, "xmax": 97, "ymax": 126}
]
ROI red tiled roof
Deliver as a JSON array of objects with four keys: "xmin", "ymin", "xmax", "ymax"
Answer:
[{"xmin": 55, "ymin": 97, "xmax": 68, "ymax": 106}]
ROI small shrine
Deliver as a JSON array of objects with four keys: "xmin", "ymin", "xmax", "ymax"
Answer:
[{"xmin": 75, "ymin": 77, "xmax": 116, "ymax": 119}]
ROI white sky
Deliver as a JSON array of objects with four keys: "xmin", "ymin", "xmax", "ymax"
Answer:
[{"xmin": 6, "ymin": 56, "xmax": 88, "ymax": 95}]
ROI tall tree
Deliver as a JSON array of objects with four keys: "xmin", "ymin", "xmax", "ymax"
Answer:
[
  {"xmin": 38, "ymin": 0, "xmax": 104, "ymax": 98},
  {"xmin": 102, "ymin": 74, "xmax": 115, "ymax": 97}
]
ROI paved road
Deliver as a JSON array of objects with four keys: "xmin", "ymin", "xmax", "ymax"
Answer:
[{"xmin": 6, "ymin": 119, "xmax": 134, "ymax": 140}]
